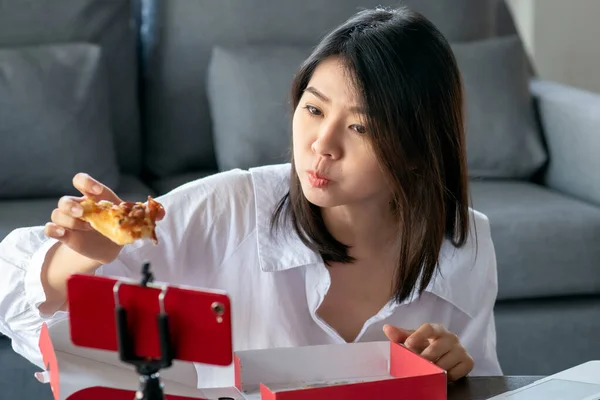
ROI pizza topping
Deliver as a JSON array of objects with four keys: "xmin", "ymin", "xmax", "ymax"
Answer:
[{"xmin": 78, "ymin": 196, "xmax": 163, "ymax": 246}]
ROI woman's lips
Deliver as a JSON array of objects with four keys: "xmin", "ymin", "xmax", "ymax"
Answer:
[{"xmin": 307, "ymin": 170, "xmax": 331, "ymax": 188}]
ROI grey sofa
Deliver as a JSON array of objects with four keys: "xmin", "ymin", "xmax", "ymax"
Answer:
[{"xmin": 1, "ymin": 0, "xmax": 599, "ymax": 398}]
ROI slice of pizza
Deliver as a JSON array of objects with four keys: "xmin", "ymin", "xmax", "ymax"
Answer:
[{"xmin": 78, "ymin": 196, "xmax": 163, "ymax": 246}]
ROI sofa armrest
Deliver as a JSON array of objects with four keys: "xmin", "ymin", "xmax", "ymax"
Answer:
[{"xmin": 530, "ymin": 78, "xmax": 600, "ymax": 206}]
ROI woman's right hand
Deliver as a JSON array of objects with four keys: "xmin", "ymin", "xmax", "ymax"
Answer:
[{"xmin": 44, "ymin": 173, "xmax": 125, "ymax": 265}]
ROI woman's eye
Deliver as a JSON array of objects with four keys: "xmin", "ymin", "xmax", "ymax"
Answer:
[
  {"xmin": 304, "ymin": 105, "xmax": 322, "ymax": 116},
  {"xmin": 351, "ymin": 124, "xmax": 367, "ymax": 134}
]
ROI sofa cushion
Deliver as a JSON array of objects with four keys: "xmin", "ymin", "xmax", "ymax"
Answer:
[
  {"xmin": 207, "ymin": 46, "xmax": 310, "ymax": 171},
  {"xmin": 470, "ymin": 180, "xmax": 600, "ymax": 300},
  {"xmin": 453, "ymin": 35, "xmax": 547, "ymax": 179},
  {"xmin": 494, "ymin": 296, "xmax": 600, "ymax": 375},
  {"xmin": 150, "ymin": 171, "xmax": 219, "ymax": 195},
  {"xmin": 207, "ymin": 35, "xmax": 546, "ymax": 176},
  {"xmin": 0, "ymin": 0, "xmax": 141, "ymax": 174},
  {"xmin": 143, "ymin": 0, "xmax": 498, "ymax": 177},
  {"xmin": 0, "ymin": 43, "xmax": 119, "ymax": 199},
  {"xmin": 116, "ymin": 175, "xmax": 157, "ymax": 202},
  {"xmin": 0, "ymin": 175, "xmax": 154, "ymax": 241}
]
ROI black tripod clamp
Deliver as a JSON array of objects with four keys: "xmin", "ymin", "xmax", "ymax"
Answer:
[{"xmin": 112, "ymin": 262, "xmax": 175, "ymax": 400}]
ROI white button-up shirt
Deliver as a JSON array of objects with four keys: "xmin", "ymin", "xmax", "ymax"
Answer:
[{"xmin": 0, "ymin": 163, "xmax": 502, "ymax": 388}]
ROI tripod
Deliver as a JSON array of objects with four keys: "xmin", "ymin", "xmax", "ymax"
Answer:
[{"xmin": 114, "ymin": 263, "xmax": 174, "ymax": 400}]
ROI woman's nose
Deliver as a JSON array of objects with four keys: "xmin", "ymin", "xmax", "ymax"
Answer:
[{"xmin": 311, "ymin": 122, "xmax": 342, "ymax": 160}]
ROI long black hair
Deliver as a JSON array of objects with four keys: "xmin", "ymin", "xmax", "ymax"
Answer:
[{"xmin": 272, "ymin": 6, "xmax": 469, "ymax": 304}]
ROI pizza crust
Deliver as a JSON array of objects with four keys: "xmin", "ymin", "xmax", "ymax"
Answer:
[{"xmin": 78, "ymin": 196, "xmax": 163, "ymax": 246}]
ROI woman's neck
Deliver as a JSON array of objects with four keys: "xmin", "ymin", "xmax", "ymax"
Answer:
[{"xmin": 321, "ymin": 203, "xmax": 398, "ymax": 262}]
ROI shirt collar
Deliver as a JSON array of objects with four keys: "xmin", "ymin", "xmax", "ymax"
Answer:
[{"xmin": 251, "ymin": 164, "xmax": 322, "ymax": 273}]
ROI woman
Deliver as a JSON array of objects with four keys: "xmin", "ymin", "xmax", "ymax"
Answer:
[{"xmin": 0, "ymin": 6, "xmax": 502, "ymax": 388}]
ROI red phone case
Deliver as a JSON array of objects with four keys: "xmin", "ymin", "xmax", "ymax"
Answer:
[{"xmin": 66, "ymin": 273, "xmax": 233, "ymax": 366}]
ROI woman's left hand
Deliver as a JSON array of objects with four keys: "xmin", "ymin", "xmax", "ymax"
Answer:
[{"xmin": 383, "ymin": 323, "xmax": 474, "ymax": 381}]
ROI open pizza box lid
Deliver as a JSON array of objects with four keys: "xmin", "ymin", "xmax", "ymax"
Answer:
[
  {"xmin": 39, "ymin": 321, "xmax": 446, "ymax": 400},
  {"xmin": 38, "ymin": 320, "xmax": 229, "ymax": 400},
  {"xmin": 37, "ymin": 272, "xmax": 239, "ymax": 400}
]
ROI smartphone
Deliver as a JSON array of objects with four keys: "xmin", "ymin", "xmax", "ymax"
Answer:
[{"xmin": 66, "ymin": 273, "xmax": 233, "ymax": 366}]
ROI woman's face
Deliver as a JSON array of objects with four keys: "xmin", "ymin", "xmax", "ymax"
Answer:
[{"xmin": 292, "ymin": 56, "xmax": 391, "ymax": 210}]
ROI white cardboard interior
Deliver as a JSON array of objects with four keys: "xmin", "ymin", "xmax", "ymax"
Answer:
[
  {"xmin": 46, "ymin": 319, "xmax": 207, "ymax": 399},
  {"xmin": 263, "ymin": 374, "xmax": 397, "ymax": 392},
  {"xmin": 236, "ymin": 341, "xmax": 393, "ymax": 393}
]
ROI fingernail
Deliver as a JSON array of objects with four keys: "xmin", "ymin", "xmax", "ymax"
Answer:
[
  {"xmin": 55, "ymin": 227, "xmax": 65, "ymax": 237},
  {"xmin": 92, "ymin": 184, "xmax": 102, "ymax": 194},
  {"xmin": 71, "ymin": 206, "xmax": 82, "ymax": 217}
]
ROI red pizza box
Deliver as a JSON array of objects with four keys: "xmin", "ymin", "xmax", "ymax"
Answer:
[
  {"xmin": 38, "ymin": 273, "xmax": 446, "ymax": 400},
  {"xmin": 233, "ymin": 341, "xmax": 447, "ymax": 400},
  {"xmin": 39, "ymin": 323, "xmax": 446, "ymax": 400}
]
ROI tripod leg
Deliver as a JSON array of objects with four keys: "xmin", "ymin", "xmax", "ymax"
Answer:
[{"xmin": 137, "ymin": 372, "xmax": 165, "ymax": 400}]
